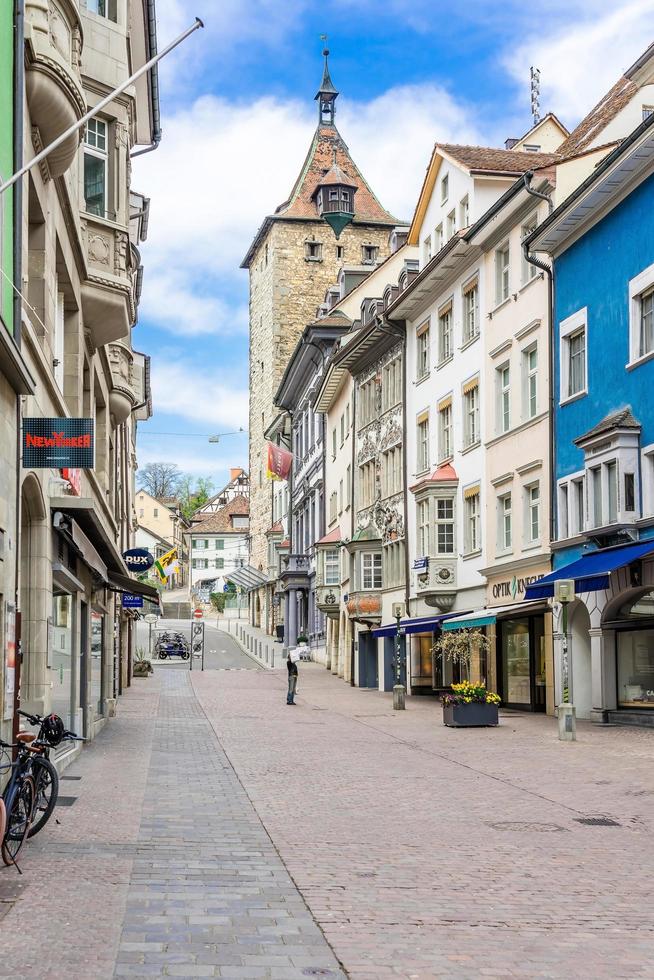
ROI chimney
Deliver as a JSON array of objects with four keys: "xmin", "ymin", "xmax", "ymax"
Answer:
[{"xmin": 230, "ymin": 467, "xmax": 243, "ymax": 481}]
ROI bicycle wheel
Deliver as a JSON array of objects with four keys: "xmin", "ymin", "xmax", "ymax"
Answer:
[
  {"xmin": 28, "ymin": 757, "xmax": 58, "ymax": 838},
  {"xmin": 2, "ymin": 774, "xmax": 35, "ymax": 866}
]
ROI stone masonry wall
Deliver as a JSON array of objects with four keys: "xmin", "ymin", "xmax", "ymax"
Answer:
[{"xmin": 248, "ymin": 218, "xmax": 393, "ymax": 574}]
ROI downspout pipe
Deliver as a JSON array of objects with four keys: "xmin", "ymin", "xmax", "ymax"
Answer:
[
  {"xmin": 522, "ymin": 172, "xmax": 556, "ymax": 544},
  {"xmin": 13, "ymin": 0, "xmax": 24, "ymax": 347},
  {"xmin": 130, "ymin": 0, "xmax": 162, "ymax": 157}
]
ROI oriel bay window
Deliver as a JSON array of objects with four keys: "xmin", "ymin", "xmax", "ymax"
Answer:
[
  {"xmin": 417, "ymin": 499, "xmax": 430, "ymax": 556},
  {"xmin": 361, "ymin": 551, "xmax": 382, "ymax": 590},
  {"xmin": 84, "ymin": 118, "xmax": 108, "ymax": 217},
  {"xmin": 436, "ymin": 498, "xmax": 454, "ymax": 554}
]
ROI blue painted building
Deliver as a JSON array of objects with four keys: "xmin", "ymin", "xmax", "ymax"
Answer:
[{"xmin": 527, "ymin": 113, "xmax": 654, "ymax": 724}]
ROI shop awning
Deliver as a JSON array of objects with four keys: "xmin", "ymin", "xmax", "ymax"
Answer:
[
  {"xmin": 441, "ymin": 602, "xmax": 541, "ymax": 631},
  {"xmin": 524, "ymin": 540, "xmax": 654, "ymax": 601},
  {"xmin": 371, "ymin": 611, "xmax": 468, "ymax": 639},
  {"xmin": 107, "ymin": 572, "xmax": 160, "ymax": 603},
  {"xmin": 227, "ymin": 565, "xmax": 268, "ymax": 592}
]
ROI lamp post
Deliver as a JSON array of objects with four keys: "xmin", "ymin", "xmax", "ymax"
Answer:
[
  {"xmin": 554, "ymin": 579, "xmax": 576, "ymax": 741},
  {"xmin": 392, "ymin": 602, "xmax": 405, "ymax": 710},
  {"xmin": 144, "ymin": 612, "xmax": 157, "ymax": 662}
]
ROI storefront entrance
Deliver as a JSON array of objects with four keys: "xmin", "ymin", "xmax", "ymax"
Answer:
[
  {"xmin": 498, "ymin": 616, "xmax": 546, "ymax": 711},
  {"xmin": 358, "ymin": 633, "xmax": 378, "ymax": 688}
]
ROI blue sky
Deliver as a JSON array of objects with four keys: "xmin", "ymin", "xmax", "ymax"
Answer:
[{"xmin": 132, "ymin": 0, "xmax": 654, "ymax": 493}]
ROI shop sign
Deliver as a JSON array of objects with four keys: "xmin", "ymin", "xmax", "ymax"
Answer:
[
  {"xmin": 491, "ymin": 573, "xmax": 545, "ymax": 602},
  {"xmin": 122, "ymin": 547, "xmax": 154, "ymax": 572},
  {"xmin": 4, "ymin": 603, "xmax": 16, "ymax": 721},
  {"xmin": 23, "ymin": 418, "xmax": 94, "ymax": 469},
  {"xmin": 60, "ymin": 468, "xmax": 82, "ymax": 495},
  {"xmin": 122, "ymin": 593, "xmax": 144, "ymax": 609}
]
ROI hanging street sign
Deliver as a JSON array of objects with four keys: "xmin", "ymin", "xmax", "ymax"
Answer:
[
  {"xmin": 23, "ymin": 418, "xmax": 94, "ymax": 469},
  {"xmin": 122, "ymin": 547, "xmax": 155, "ymax": 572},
  {"xmin": 122, "ymin": 593, "xmax": 144, "ymax": 609}
]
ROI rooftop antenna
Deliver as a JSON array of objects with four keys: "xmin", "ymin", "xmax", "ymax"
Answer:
[{"xmin": 530, "ymin": 66, "xmax": 541, "ymax": 126}]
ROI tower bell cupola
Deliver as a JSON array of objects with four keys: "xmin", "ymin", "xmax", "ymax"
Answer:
[{"xmin": 315, "ymin": 47, "xmax": 338, "ymax": 126}]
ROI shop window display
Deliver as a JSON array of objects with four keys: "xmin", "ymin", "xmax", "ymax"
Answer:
[
  {"xmin": 617, "ymin": 591, "xmax": 654, "ymax": 707},
  {"xmin": 51, "ymin": 594, "xmax": 74, "ymax": 731},
  {"xmin": 91, "ymin": 612, "xmax": 104, "ymax": 718}
]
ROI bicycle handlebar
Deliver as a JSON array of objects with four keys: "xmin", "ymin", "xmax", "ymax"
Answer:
[{"xmin": 17, "ymin": 708, "xmax": 41, "ymax": 725}]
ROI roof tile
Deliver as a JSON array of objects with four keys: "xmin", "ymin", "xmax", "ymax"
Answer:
[
  {"xmin": 438, "ymin": 143, "xmax": 560, "ymax": 175},
  {"xmin": 189, "ymin": 495, "xmax": 249, "ymax": 534}
]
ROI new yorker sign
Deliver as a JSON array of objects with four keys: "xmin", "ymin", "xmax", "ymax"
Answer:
[
  {"xmin": 23, "ymin": 418, "xmax": 94, "ymax": 469},
  {"xmin": 491, "ymin": 573, "xmax": 545, "ymax": 602}
]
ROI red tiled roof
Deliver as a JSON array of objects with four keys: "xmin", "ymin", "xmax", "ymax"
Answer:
[
  {"xmin": 190, "ymin": 495, "xmax": 249, "ymax": 534},
  {"xmin": 438, "ymin": 144, "xmax": 560, "ymax": 175},
  {"xmin": 276, "ymin": 126, "xmax": 397, "ymax": 224},
  {"xmin": 557, "ymin": 77, "xmax": 637, "ymax": 158},
  {"xmin": 266, "ymin": 520, "xmax": 283, "ymax": 536},
  {"xmin": 316, "ymin": 527, "xmax": 341, "ymax": 545}
]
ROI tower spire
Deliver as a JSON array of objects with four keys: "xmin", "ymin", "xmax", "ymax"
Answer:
[{"xmin": 315, "ymin": 41, "xmax": 338, "ymax": 126}]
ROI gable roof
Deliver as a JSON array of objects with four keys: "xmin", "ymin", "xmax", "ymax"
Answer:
[
  {"xmin": 438, "ymin": 144, "xmax": 559, "ymax": 176},
  {"xmin": 241, "ymin": 125, "xmax": 397, "ymax": 267},
  {"xmin": 557, "ymin": 77, "xmax": 637, "ymax": 158},
  {"xmin": 189, "ymin": 495, "xmax": 249, "ymax": 534}
]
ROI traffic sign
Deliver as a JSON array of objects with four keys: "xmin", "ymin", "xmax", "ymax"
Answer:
[{"xmin": 193, "ymin": 608, "xmax": 203, "ymax": 619}]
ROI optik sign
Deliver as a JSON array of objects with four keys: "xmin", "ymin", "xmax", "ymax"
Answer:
[{"xmin": 122, "ymin": 548, "xmax": 154, "ymax": 573}]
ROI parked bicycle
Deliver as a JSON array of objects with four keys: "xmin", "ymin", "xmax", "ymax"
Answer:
[
  {"xmin": 0, "ymin": 737, "xmax": 35, "ymax": 868},
  {"xmin": 16, "ymin": 710, "xmax": 84, "ymax": 838}
]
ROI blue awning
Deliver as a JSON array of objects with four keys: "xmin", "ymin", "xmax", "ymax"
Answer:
[
  {"xmin": 371, "ymin": 611, "xmax": 467, "ymax": 639},
  {"xmin": 525, "ymin": 540, "xmax": 654, "ymax": 601}
]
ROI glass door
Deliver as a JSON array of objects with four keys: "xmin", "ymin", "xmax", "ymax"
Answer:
[
  {"xmin": 51, "ymin": 594, "xmax": 74, "ymax": 731},
  {"xmin": 90, "ymin": 612, "xmax": 104, "ymax": 718},
  {"xmin": 500, "ymin": 616, "xmax": 546, "ymax": 711}
]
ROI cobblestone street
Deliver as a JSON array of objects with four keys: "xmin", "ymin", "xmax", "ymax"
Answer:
[{"xmin": 1, "ymin": 656, "xmax": 654, "ymax": 979}]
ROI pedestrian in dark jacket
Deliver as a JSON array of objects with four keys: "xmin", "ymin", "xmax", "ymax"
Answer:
[{"xmin": 287, "ymin": 651, "xmax": 298, "ymax": 705}]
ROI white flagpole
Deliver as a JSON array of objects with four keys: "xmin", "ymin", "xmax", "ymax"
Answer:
[{"xmin": 0, "ymin": 17, "xmax": 204, "ymax": 196}]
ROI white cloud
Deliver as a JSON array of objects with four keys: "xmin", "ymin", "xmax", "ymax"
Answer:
[
  {"xmin": 139, "ymin": 270, "xmax": 248, "ymax": 337},
  {"xmin": 149, "ymin": 360, "xmax": 249, "ymax": 428},
  {"xmin": 503, "ymin": 0, "xmax": 654, "ymax": 124}
]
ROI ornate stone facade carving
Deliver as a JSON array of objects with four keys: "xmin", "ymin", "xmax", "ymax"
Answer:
[
  {"xmin": 88, "ymin": 233, "xmax": 111, "ymax": 266},
  {"xmin": 114, "ymin": 232, "xmax": 129, "ymax": 276}
]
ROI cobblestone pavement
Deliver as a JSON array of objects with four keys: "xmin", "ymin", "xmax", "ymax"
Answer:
[{"xmin": 193, "ymin": 660, "xmax": 654, "ymax": 980}]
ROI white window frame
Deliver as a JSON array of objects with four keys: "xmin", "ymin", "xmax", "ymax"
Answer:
[
  {"xmin": 438, "ymin": 402, "xmax": 452, "ymax": 461},
  {"xmin": 417, "ymin": 415, "xmax": 430, "ymax": 473},
  {"xmin": 464, "ymin": 490, "xmax": 481, "ymax": 555},
  {"xmin": 459, "ymin": 195, "xmax": 469, "ymax": 228},
  {"xmin": 423, "ymin": 235, "xmax": 432, "ymax": 264},
  {"xmin": 521, "ymin": 213, "xmax": 539, "ymax": 283},
  {"xmin": 525, "ymin": 482, "xmax": 540, "ymax": 546},
  {"xmin": 438, "ymin": 305, "xmax": 453, "ymax": 364},
  {"xmin": 441, "ymin": 173, "xmax": 449, "ymax": 203},
  {"xmin": 496, "ymin": 362, "xmax": 510, "ymax": 434},
  {"xmin": 463, "ymin": 382, "xmax": 479, "ymax": 448},
  {"xmin": 446, "ymin": 209, "xmax": 456, "ymax": 239},
  {"xmin": 497, "ymin": 492, "xmax": 512, "ymax": 553},
  {"xmin": 83, "ymin": 118, "xmax": 108, "ymax": 218},
  {"xmin": 522, "ymin": 343, "xmax": 538, "ymax": 420},
  {"xmin": 462, "ymin": 280, "xmax": 479, "ymax": 344},
  {"xmin": 628, "ymin": 262, "xmax": 654, "ymax": 367},
  {"xmin": 436, "ymin": 497, "xmax": 455, "ymax": 555},
  {"xmin": 87, "ymin": 0, "xmax": 118, "ymax": 20},
  {"xmin": 434, "ymin": 224, "xmax": 443, "ymax": 252},
  {"xmin": 361, "ymin": 551, "xmax": 382, "ymax": 590},
  {"xmin": 559, "ymin": 307, "xmax": 588, "ymax": 404},
  {"xmin": 417, "ymin": 499, "xmax": 430, "ymax": 556},
  {"xmin": 416, "ymin": 324, "xmax": 430, "ymax": 381},
  {"xmin": 495, "ymin": 242, "xmax": 510, "ymax": 305},
  {"xmin": 324, "ymin": 549, "xmax": 340, "ymax": 586}
]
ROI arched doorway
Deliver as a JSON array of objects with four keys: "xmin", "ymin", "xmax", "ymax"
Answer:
[
  {"xmin": 20, "ymin": 473, "xmax": 49, "ymax": 714},
  {"xmin": 569, "ymin": 600, "xmax": 592, "ymax": 719}
]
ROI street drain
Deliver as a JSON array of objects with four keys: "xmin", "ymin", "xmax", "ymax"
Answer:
[
  {"xmin": 302, "ymin": 971, "xmax": 338, "ymax": 978},
  {"xmin": 574, "ymin": 816, "xmax": 621, "ymax": 827},
  {"xmin": 488, "ymin": 821, "xmax": 567, "ymax": 833},
  {"xmin": 55, "ymin": 796, "xmax": 78, "ymax": 807},
  {"xmin": 61, "ymin": 775, "xmax": 81, "ymax": 780}
]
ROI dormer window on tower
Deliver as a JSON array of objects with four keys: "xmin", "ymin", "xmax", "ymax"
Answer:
[{"xmin": 313, "ymin": 158, "xmax": 357, "ymax": 239}]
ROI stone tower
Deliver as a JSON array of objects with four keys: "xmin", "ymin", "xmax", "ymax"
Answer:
[{"xmin": 241, "ymin": 51, "xmax": 398, "ymax": 579}]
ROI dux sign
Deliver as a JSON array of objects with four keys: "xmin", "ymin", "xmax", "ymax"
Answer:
[
  {"xmin": 23, "ymin": 418, "xmax": 94, "ymax": 469},
  {"xmin": 122, "ymin": 548, "xmax": 154, "ymax": 573}
]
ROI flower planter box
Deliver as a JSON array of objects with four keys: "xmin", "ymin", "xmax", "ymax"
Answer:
[{"xmin": 443, "ymin": 702, "xmax": 499, "ymax": 727}]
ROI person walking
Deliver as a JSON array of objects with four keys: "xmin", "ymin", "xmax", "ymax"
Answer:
[{"xmin": 287, "ymin": 649, "xmax": 299, "ymax": 705}]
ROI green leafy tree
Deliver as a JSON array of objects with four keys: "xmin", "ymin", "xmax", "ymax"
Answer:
[
  {"xmin": 179, "ymin": 475, "xmax": 215, "ymax": 521},
  {"xmin": 210, "ymin": 592, "xmax": 226, "ymax": 613}
]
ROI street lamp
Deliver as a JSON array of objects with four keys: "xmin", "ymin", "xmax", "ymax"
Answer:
[
  {"xmin": 554, "ymin": 579, "xmax": 576, "ymax": 741},
  {"xmin": 392, "ymin": 602, "xmax": 406, "ymax": 710}
]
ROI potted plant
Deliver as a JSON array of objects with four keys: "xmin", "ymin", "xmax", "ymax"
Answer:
[
  {"xmin": 296, "ymin": 634, "xmax": 308, "ymax": 646},
  {"xmin": 133, "ymin": 647, "xmax": 153, "ymax": 677},
  {"xmin": 441, "ymin": 680, "xmax": 500, "ymax": 727},
  {"xmin": 432, "ymin": 628, "xmax": 499, "ymax": 726}
]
